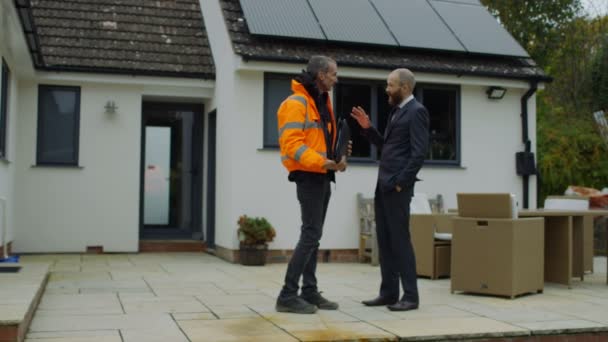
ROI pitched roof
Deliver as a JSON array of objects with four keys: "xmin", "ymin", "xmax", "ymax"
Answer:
[
  {"xmin": 221, "ymin": 0, "xmax": 550, "ymax": 82},
  {"xmin": 22, "ymin": 0, "xmax": 214, "ymax": 78}
]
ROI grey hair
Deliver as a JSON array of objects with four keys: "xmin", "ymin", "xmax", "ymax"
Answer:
[
  {"xmin": 394, "ymin": 68, "xmax": 416, "ymax": 89},
  {"xmin": 306, "ymin": 55, "xmax": 336, "ymax": 79}
]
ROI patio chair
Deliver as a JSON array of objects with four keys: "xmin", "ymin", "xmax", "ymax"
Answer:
[
  {"xmin": 357, "ymin": 193, "xmax": 378, "ymax": 265},
  {"xmin": 410, "ymin": 193, "xmax": 454, "ymax": 279}
]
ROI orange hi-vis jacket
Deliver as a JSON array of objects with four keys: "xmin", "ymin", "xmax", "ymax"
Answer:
[{"xmin": 277, "ymin": 80, "xmax": 336, "ymax": 174}]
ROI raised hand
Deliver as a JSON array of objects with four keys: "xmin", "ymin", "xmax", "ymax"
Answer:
[{"xmin": 350, "ymin": 106, "xmax": 371, "ymax": 129}]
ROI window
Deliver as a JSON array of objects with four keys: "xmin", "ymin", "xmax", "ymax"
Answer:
[
  {"xmin": 418, "ymin": 85, "xmax": 460, "ymax": 164},
  {"xmin": 335, "ymin": 79, "xmax": 460, "ymax": 165},
  {"xmin": 37, "ymin": 85, "xmax": 81, "ymax": 165},
  {"xmin": 0, "ymin": 58, "xmax": 9, "ymax": 158},
  {"xmin": 263, "ymin": 73, "xmax": 294, "ymax": 148},
  {"xmin": 263, "ymin": 74, "xmax": 460, "ymax": 165}
]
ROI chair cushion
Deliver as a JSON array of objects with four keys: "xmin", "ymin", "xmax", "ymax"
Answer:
[{"xmin": 434, "ymin": 232, "xmax": 452, "ymax": 241}]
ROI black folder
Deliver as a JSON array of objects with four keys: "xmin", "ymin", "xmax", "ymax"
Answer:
[{"xmin": 334, "ymin": 118, "xmax": 351, "ymax": 162}]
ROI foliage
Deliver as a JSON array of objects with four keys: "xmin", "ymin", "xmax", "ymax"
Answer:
[
  {"xmin": 591, "ymin": 34, "xmax": 608, "ymax": 111},
  {"xmin": 480, "ymin": 0, "xmax": 582, "ymax": 67},
  {"xmin": 482, "ymin": 0, "xmax": 608, "ymax": 204},
  {"xmin": 237, "ymin": 215, "xmax": 276, "ymax": 245},
  {"xmin": 537, "ymin": 109, "xmax": 608, "ymax": 200}
]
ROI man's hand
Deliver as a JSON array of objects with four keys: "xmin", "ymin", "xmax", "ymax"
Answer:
[
  {"xmin": 347, "ymin": 140, "xmax": 353, "ymax": 157},
  {"xmin": 336, "ymin": 156, "xmax": 347, "ymax": 172},
  {"xmin": 350, "ymin": 106, "xmax": 371, "ymax": 129},
  {"xmin": 395, "ymin": 185, "xmax": 402, "ymax": 192},
  {"xmin": 323, "ymin": 159, "xmax": 338, "ymax": 171}
]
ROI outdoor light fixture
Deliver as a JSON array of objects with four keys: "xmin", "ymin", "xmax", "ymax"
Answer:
[
  {"xmin": 104, "ymin": 100, "xmax": 118, "ymax": 114},
  {"xmin": 486, "ymin": 86, "xmax": 507, "ymax": 100}
]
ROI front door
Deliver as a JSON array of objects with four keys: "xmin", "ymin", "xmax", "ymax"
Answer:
[{"xmin": 140, "ymin": 102, "xmax": 204, "ymax": 239}]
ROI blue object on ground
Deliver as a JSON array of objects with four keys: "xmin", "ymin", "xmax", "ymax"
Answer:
[{"xmin": 0, "ymin": 255, "xmax": 19, "ymax": 263}]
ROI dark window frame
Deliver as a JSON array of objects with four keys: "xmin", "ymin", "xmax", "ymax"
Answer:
[
  {"xmin": 263, "ymin": 72, "xmax": 295, "ymax": 149},
  {"xmin": 263, "ymin": 73, "xmax": 461, "ymax": 166},
  {"xmin": 415, "ymin": 83, "xmax": 461, "ymax": 166},
  {"xmin": 36, "ymin": 84, "xmax": 81, "ymax": 166},
  {"xmin": 0, "ymin": 58, "xmax": 9, "ymax": 159},
  {"xmin": 334, "ymin": 77, "xmax": 385, "ymax": 163}
]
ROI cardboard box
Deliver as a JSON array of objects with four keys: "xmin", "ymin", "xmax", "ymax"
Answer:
[
  {"xmin": 410, "ymin": 213, "xmax": 454, "ymax": 279},
  {"xmin": 451, "ymin": 217, "xmax": 544, "ymax": 298}
]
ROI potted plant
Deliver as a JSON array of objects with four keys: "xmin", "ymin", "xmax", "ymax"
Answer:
[{"xmin": 237, "ymin": 215, "xmax": 276, "ymax": 266}]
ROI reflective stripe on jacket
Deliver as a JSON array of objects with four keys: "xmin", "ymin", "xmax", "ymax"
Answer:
[{"xmin": 277, "ymin": 80, "xmax": 336, "ymax": 173}]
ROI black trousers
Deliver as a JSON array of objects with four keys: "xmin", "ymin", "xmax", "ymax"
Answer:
[
  {"xmin": 374, "ymin": 184, "xmax": 419, "ymax": 303},
  {"xmin": 279, "ymin": 177, "xmax": 331, "ymax": 299}
]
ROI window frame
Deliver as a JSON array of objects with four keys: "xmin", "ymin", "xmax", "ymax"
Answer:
[
  {"xmin": 36, "ymin": 84, "xmax": 81, "ymax": 166},
  {"xmin": 0, "ymin": 58, "xmax": 9, "ymax": 159},
  {"xmin": 263, "ymin": 72, "xmax": 295, "ymax": 149},
  {"xmin": 415, "ymin": 83, "xmax": 462, "ymax": 166},
  {"xmin": 263, "ymin": 73, "xmax": 461, "ymax": 166}
]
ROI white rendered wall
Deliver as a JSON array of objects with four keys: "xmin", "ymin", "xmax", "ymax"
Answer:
[
  {"xmin": 201, "ymin": 0, "xmax": 538, "ymax": 252},
  {"xmin": 13, "ymin": 81, "xmax": 142, "ymax": 252},
  {"xmin": 199, "ymin": 0, "xmax": 240, "ymax": 250},
  {"xmin": 220, "ymin": 69, "xmax": 537, "ymax": 250},
  {"xmin": 0, "ymin": 0, "xmax": 35, "ymax": 249}
]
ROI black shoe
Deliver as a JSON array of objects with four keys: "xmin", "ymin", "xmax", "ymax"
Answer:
[
  {"xmin": 301, "ymin": 291, "xmax": 339, "ymax": 310},
  {"xmin": 276, "ymin": 297, "xmax": 318, "ymax": 314},
  {"xmin": 362, "ymin": 296, "xmax": 397, "ymax": 306},
  {"xmin": 387, "ymin": 300, "xmax": 419, "ymax": 311}
]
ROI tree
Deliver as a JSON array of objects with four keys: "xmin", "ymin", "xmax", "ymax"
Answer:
[
  {"xmin": 480, "ymin": 0, "xmax": 582, "ymax": 67},
  {"xmin": 591, "ymin": 34, "xmax": 608, "ymax": 111}
]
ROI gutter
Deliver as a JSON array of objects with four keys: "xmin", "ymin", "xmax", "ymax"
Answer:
[
  {"xmin": 241, "ymin": 54, "xmax": 553, "ymax": 83},
  {"xmin": 518, "ymin": 81, "xmax": 538, "ymax": 209}
]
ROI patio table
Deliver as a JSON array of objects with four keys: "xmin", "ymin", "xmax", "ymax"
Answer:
[{"xmin": 519, "ymin": 209, "xmax": 608, "ymax": 287}]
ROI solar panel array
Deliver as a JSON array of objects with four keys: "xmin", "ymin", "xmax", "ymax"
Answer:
[{"xmin": 239, "ymin": 0, "xmax": 529, "ymax": 57}]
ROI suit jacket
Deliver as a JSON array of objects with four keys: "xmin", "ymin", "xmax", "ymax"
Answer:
[{"xmin": 363, "ymin": 98, "xmax": 430, "ymax": 193}]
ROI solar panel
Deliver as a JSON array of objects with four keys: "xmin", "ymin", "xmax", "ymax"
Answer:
[
  {"xmin": 240, "ymin": 0, "xmax": 326, "ymax": 40},
  {"xmin": 372, "ymin": 0, "xmax": 465, "ymax": 52},
  {"xmin": 308, "ymin": 0, "xmax": 398, "ymax": 46},
  {"xmin": 430, "ymin": 0, "xmax": 529, "ymax": 57}
]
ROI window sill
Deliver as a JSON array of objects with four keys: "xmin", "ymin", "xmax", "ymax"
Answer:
[
  {"xmin": 257, "ymin": 147, "xmax": 279, "ymax": 152},
  {"xmin": 423, "ymin": 163, "xmax": 466, "ymax": 170},
  {"xmin": 31, "ymin": 164, "xmax": 84, "ymax": 169}
]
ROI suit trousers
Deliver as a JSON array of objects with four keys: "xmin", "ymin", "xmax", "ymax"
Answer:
[
  {"xmin": 374, "ymin": 185, "xmax": 419, "ymax": 303},
  {"xmin": 279, "ymin": 177, "xmax": 331, "ymax": 299}
]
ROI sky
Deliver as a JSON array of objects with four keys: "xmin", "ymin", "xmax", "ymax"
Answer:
[{"xmin": 581, "ymin": 0, "xmax": 608, "ymax": 17}]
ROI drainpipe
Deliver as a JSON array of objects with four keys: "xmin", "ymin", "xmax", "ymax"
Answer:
[{"xmin": 520, "ymin": 81, "xmax": 538, "ymax": 209}]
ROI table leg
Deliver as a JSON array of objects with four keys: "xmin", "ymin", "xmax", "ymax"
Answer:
[
  {"xmin": 544, "ymin": 216, "xmax": 573, "ymax": 287},
  {"xmin": 572, "ymin": 216, "xmax": 585, "ymax": 280}
]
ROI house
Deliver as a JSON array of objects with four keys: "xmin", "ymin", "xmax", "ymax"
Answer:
[{"xmin": 0, "ymin": 0, "xmax": 549, "ymax": 261}]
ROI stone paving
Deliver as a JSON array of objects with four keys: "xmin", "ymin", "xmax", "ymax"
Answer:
[{"xmin": 8, "ymin": 253, "xmax": 608, "ymax": 341}]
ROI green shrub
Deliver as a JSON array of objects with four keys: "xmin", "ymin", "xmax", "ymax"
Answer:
[{"xmin": 237, "ymin": 215, "xmax": 276, "ymax": 245}]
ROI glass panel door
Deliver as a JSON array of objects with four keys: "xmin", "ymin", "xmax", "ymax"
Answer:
[{"xmin": 144, "ymin": 126, "xmax": 171, "ymax": 225}]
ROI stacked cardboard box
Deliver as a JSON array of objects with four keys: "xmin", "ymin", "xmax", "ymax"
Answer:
[{"xmin": 451, "ymin": 193, "xmax": 544, "ymax": 298}]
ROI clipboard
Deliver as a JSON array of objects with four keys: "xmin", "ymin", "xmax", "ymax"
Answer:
[{"xmin": 334, "ymin": 118, "xmax": 351, "ymax": 162}]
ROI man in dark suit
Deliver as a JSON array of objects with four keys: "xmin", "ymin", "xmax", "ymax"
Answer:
[{"xmin": 350, "ymin": 68, "xmax": 429, "ymax": 311}]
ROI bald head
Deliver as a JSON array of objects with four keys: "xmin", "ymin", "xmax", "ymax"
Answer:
[
  {"xmin": 390, "ymin": 68, "xmax": 416, "ymax": 91},
  {"xmin": 386, "ymin": 68, "xmax": 416, "ymax": 106}
]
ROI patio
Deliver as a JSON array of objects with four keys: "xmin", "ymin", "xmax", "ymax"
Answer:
[{"xmin": 2, "ymin": 253, "xmax": 608, "ymax": 341}]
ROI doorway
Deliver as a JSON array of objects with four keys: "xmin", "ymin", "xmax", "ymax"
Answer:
[{"xmin": 140, "ymin": 102, "xmax": 204, "ymax": 239}]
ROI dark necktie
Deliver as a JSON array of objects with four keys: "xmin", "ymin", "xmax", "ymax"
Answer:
[
  {"xmin": 390, "ymin": 106, "xmax": 399, "ymax": 122},
  {"xmin": 384, "ymin": 106, "xmax": 399, "ymax": 138}
]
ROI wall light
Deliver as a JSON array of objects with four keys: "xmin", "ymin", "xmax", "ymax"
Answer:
[
  {"xmin": 486, "ymin": 86, "xmax": 507, "ymax": 100},
  {"xmin": 104, "ymin": 100, "xmax": 118, "ymax": 114}
]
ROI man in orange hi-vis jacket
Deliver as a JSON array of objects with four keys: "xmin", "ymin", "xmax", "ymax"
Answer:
[{"xmin": 276, "ymin": 56, "xmax": 347, "ymax": 314}]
